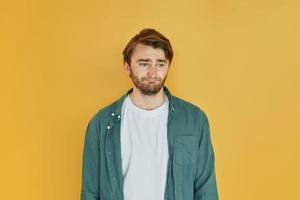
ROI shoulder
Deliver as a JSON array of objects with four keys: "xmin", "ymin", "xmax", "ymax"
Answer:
[
  {"xmin": 87, "ymin": 98, "xmax": 120, "ymax": 129},
  {"xmin": 172, "ymin": 95, "xmax": 208, "ymax": 121}
]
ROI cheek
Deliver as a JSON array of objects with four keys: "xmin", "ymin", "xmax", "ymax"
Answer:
[
  {"xmin": 158, "ymin": 69, "xmax": 168, "ymax": 77},
  {"xmin": 132, "ymin": 69, "xmax": 147, "ymax": 79}
]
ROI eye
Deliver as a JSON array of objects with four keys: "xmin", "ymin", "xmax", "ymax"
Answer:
[
  {"xmin": 157, "ymin": 63, "xmax": 166, "ymax": 67},
  {"xmin": 139, "ymin": 63, "xmax": 149, "ymax": 67}
]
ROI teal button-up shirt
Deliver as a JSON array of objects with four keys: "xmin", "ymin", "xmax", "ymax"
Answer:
[{"xmin": 81, "ymin": 86, "xmax": 219, "ymax": 200}]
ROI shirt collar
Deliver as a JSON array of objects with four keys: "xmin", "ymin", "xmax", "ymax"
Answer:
[{"xmin": 112, "ymin": 85, "xmax": 175, "ymax": 118}]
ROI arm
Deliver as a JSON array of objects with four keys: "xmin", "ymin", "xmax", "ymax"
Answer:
[
  {"xmin": 80, "ymin": 120, "xmax": 100, "ymax": 200},
  {"xmin": 194, "ymin": 113, "xmax": 219, "ymax": 200}
]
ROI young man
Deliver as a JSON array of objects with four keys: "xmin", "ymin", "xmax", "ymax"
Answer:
[{"xmin": 80, "ymin": 28, "xmax": 219, "ymax": 200}]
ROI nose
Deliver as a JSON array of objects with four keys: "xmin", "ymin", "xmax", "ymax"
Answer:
[{"xmin": 147, "ymin": 64, "xmax": 157, "ymax": 77}]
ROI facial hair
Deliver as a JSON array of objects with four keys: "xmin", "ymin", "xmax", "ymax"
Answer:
[{"xmin": 129, "ymin": 66, "xmax": 168, "ymax": 96}]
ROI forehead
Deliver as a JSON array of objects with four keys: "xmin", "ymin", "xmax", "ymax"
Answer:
[{"xmin": 131, "ymin": 43, "xmax": 166, "ymax": 61}]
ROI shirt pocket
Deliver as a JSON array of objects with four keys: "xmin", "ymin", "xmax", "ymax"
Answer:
[{"xmin": 174, "ymin": 135, "xmax": 198, "ymax": 165}]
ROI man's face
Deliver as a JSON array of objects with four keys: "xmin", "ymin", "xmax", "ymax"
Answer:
[{"xmin": 124, "ymin": 43, "xmax": 170, "ymax": 96}]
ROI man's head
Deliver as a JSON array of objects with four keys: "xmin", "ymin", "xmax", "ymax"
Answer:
[{"xmin": 122, "ymin": 28, "xmax": 173, "ymax": 96}]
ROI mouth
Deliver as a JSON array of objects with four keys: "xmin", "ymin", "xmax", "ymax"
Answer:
[
  {"xmin": 147, "ymin": 81, "xmax": 159, "ymax": 85},
  {"xmin": 145, "ymin": 79, "xmax": 160, "ymax": 82}
]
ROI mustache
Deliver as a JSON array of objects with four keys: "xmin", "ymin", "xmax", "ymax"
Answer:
[{"xmin": 141, "ymin": 77, "xmax": 162, "ymax": 81}]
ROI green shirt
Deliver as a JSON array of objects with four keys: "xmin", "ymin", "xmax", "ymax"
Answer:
[{"xmin": 81, "ymin": 86, "xmax": 219, "ymax": 200}]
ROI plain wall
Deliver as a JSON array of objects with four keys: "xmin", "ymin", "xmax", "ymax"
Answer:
[{"xmin": 1, "ymin": 0, "xmax": 300, "ymax": 199}]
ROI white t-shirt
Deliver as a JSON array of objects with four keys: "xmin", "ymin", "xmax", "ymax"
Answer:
[{"xmin": 120, "ymin": 94, "xmax": 169, "ymax": 200}]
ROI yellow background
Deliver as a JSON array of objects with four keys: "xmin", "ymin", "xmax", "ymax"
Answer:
[{"xmin": 1, "ymin": 0, "xmax": 299, "ymax": 199}]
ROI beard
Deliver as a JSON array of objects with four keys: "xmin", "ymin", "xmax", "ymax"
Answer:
[{"xmin": 129, "ymin": 66, "xmax": 168, "ymax": 96}]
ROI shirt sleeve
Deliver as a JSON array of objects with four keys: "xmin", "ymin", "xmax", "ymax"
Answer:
[
  {"xmin": 80, "ymin": 120, "xmax": 100, "ymax": 200},
  {"xmin": 194, "ymin": 113, "xmax": 219, "ymax": 200}
]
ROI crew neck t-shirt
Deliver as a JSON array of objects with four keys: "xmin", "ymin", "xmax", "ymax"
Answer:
[{"xmin": 120, "ymin": 94, "xmax": 169, "ymax": 200}]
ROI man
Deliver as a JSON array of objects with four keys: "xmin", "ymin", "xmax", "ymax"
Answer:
[{"xmin": 80, "ymin": 28, "xmax": 219, "ymax": 200}]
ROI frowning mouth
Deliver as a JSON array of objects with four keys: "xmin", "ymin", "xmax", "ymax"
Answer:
[{"xmin": 145, "ymin": 79, "xmax": 160, "ymax": 82}]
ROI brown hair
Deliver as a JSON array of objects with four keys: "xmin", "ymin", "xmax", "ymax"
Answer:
[{"xmin": 122, "ymin": 28, "xmax": 173, "ymax": 65}]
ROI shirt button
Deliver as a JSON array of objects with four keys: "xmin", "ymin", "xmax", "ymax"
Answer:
[
  {"xmin": 111, "ymin": 112, "xmax": 115, "ymax": 116},
  {"xmin": 106, "ymin": 125, "xmax": 111, "ymax": 130}
]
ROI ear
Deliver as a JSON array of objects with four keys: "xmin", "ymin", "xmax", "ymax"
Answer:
[{"xmin": 124, "ymin": 61, "xmax": 131, "ymax": 75}]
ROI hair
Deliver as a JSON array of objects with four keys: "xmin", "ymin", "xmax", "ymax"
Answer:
[{"xmin": 122, "ymin": 28, "xmax": 173, "ymax": 65}]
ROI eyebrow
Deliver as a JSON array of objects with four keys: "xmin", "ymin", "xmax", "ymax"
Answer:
[{"xmin": 136, "ymin": 59, "xmax": 167, "ymax": 63}]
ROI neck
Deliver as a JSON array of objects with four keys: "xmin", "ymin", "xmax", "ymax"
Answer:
[{"xmin": 129, "ymin": 86, "xmax": 166, "ymax": 110}]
